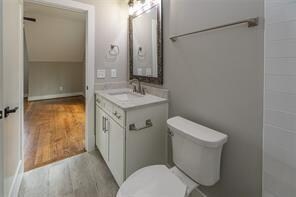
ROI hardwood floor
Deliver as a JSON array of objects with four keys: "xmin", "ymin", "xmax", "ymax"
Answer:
[
  {"xmin": 24, "ymin": 96, "xmax": 86, "ymax": 171},
  {"xmin": 19, "ymin": 151, "xmax": 119, "ymax": 197}
]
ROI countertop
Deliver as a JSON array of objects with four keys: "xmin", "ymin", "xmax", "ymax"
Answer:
[{"xmin": 95, "ymin": 88, "xmax": 168, "ymax": 110}]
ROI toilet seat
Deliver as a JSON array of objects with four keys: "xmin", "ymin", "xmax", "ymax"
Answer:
[{"xmin": 117, "ymin": 165, "xmax": 187, "ymax": 197}]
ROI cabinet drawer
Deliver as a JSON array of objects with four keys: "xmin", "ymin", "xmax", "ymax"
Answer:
[
  {"xmin": 112, "ymin": 105, "xmax": 125, "ymax": 127},
  {"xmin": 96, "ymin": 95, "xmax": 103, "ymax": 107},
  {"xmin": 96, "ymin": 95, "xmax": 113, "ymax": 113}
]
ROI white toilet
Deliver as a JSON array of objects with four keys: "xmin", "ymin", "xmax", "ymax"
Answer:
[{"xmin": 117, "ymin": 116, "xmax": 228, "ymax": 197}]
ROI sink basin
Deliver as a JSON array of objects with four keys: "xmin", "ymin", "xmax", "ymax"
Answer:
[{"xmin": 109, "ymin": 92, "xmax": 143, "ymax": 101}]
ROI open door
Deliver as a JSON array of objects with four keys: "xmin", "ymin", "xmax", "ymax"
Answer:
[
  {"xmin": 0, "ymin": 0, "xmax": 3, "ymax": 196},
  {"xmin": 1, "ymin": 0, "xmax": 24, "ymax": 196}
]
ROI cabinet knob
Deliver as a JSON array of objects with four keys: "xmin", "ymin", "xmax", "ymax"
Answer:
[
  {"xmin": 168, "ymin": 130, "xmax": 174, "ymax": 137},
  {"xmin": 113, "ymin": 111, "xmax": 121, "ymax": 119}
]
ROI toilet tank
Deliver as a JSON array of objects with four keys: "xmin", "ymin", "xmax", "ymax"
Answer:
[{"xmin": 167, "ymin": 116, "xmax": 228, "ymax": 186}]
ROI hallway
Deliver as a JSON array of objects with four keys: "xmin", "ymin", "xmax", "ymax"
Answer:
[{"xmin": 24, "ymin": 96, "xmax": 85, "ymax": 171}]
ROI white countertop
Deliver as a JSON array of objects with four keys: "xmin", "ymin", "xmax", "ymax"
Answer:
[{"xmin": 95, "ymin": 88, "xmax": 168, "ymax": 110}]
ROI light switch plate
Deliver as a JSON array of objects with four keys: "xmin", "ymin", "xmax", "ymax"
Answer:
[
  {"xmin": 97, "ymin": 69, "xmax": 106, "ymax": 79},
  {"xmin": 111, "ymin": 69, "xmax": 117, "ymax": 78}
]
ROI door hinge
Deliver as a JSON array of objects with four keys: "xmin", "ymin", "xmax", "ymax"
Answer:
[
  {"xmin": 86, "ymin": 86, "xmax": 88, "ymax": 90},
  {"xmin": 0, "ymin": 110, "xmax": 2, "ymax": 119}
]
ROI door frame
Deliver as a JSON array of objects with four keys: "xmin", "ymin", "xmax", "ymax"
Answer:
[
  {"xmin": 0, "ymin": 0, "xmax": 3, "ymax": 195},
  {"xmin": 24, "ymin": 0, "xmax": 96, "ymax": 152},
  {"xmin": 1, "ymin": 1, "xmax": 25, "ymax": 196}
]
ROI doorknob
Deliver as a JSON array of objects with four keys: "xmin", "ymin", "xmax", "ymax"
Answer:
[{"xmin": 4, "ymin": 106, "xmax": 19, "ymax": 118}]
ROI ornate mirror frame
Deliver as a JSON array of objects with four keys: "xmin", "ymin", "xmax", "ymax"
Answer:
[{"xmin": 128, "ymin": 3, "xmax": 163, "ymax": 85}]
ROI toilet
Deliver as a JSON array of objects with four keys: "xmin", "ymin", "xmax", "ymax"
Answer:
[{"xmin": 117, "ymin": 116, "xmax": 228, "ymax": 197}]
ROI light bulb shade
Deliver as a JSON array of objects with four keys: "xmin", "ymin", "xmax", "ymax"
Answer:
[
  {"xmin": 128, "ymin": 0, "xmax": 134, "ymax": 7},
  {"xmin": 129, "ymin": 0, "xmax": 160, "ymax": 15}
]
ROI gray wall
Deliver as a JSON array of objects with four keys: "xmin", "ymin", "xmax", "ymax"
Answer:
[
  {"xmin": 75, "ymin": 0, "xmax": 128, "ymax": 87},
  {"xmin": 263, "ymin": 1, "xmax": 296, "ymax": 196},
  {"xmin": 28, "ymin": 62, "xmax": 84, "ymax": 98},
  {"xmin": 24, "ymin": 4, "xmax": 86, "ymax": 99},
  {"xmin": 162, "ymin": 0, "xmax": 264, "ymax": 196},
  {"xmin": 24, "ymin": 4, "xmax": 86, "ymax": 62}
]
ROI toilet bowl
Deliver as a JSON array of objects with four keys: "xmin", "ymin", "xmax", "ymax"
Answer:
[
  {"xmin": 117, "ymin": 165, "xmax": 187, "ymax": 197},
  {"xmin": 117, "ymin": 116, "xmax": 228, "ymax": 197},
  {"xmin": 117, "ymin": 165, "xmax": 198, "ymax": 197}
]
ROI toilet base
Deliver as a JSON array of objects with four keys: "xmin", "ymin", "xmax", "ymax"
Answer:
[{"xmin": 170, "ymin": 166, "xmax": 199, "ymax": 196}]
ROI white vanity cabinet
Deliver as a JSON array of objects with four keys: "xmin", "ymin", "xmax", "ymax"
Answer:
[
  {"xmin": 108, "ymin": 117, "xmax": 125, "ymax": 184},
  {"xmin": 95, "ymin": 92, "xmax": 168, "ymax": 186},
  {"xmin": 96, "ymin": 105, "xmax": 125, "ymax": 185},
  {"xmin": 95, "ymin": 106, "xmax": 109, "ymax": 162}
]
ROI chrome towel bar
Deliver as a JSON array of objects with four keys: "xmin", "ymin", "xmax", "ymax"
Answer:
[
  {"xmin": 129, "ymin": 119, "xmax": 153, "ymax": 131},
  {"xmin": 170, "ymin": 17, "xmax": 259, "ymax": 42}
]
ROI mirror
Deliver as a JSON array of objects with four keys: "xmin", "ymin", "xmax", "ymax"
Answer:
[{"xmin": 129, "ymin": 4, "xmax": 163, "ymax": 84}]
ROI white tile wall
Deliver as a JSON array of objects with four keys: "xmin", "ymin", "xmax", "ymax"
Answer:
[
  {"xmin": 265, "ymin": 75, "xmax": 296, "ymax": 93},
  {"xmin": 264, "ymin": 109, "xmax": 296, "ymax": 132},
  {"xmin": 265, "ymin": 0, "xmax": 296, "ymax": 7},
  {"xmin": 265, "ymin": 2, "xmax": 296, "ymax": 24},
  {"xmin": 263, "ymin": 1, "xmax": 296, "ymax": 197},
  {"xmin": 265, "ymin": 40, "xmax": 296, "ymax": 58},
  {"xmin": 265, "ymin": 90, "xmax": 296, "ymax": 113},
  {"xmin": 265, "ymin": 58, "xmax": 296, "ymax": 75},
  {"xmin": 265, "ymin": 20, "xmax": 296, "ymax": 41}
]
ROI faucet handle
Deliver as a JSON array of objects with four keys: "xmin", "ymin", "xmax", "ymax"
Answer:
[
  {"xmin": 132, "ymin": 84, "xmax": 137, "ymax": 93},
  {"xmin": 142, "ymin": 87, "xmax": 146, "ymax": 95}
]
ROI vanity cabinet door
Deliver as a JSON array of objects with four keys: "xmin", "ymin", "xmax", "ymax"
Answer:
[
  {"xmin": 96, "ymin": 106, "xmax": 109, "ymax": 162},
  {"xmin": 108, "ymin": 118, "xmax": 125, "ymax": 185}
]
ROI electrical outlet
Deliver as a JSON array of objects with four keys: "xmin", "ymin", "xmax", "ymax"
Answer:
[
  {"xmin": 97, "ymin": 69, "xmax": 106, "ymax": 79},
  {"xmin": 111, "ymin": 69, "xmax": 117, "ymax": 78},
  {"xmin": 146, "ymin": 68, "xmax": 152, "ymax": 76},
  {"xmin": 137, "ymin": 68, "xmax": 143, "ymax": 75},
  {"xmin": 59, "ymin": 86, "xmax": 63, "ymax": 91}
]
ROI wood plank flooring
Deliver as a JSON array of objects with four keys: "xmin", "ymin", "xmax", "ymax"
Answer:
[
  {"xmin": 24, "ymin": 97, "xmax": 86, "ymax": 171},
  {"xmin": 19, "ymin": 151, "xmax": 119, "ymax": 197}
]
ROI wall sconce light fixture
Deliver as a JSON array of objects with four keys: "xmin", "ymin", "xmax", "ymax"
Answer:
[{"xmin": 128, "ymin": 0, "xmax": 159, "ymax": 15}]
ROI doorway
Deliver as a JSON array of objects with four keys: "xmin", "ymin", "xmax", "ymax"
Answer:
[
  {"xmin": 24, "ymin": 98, "xmax": 86, "ymax": 171},
  {"xmin": 0, "ymin": 0, "xmax": 95, "ymax": 194},
  {"xmin": 22, "ymin": 0, "xmax": 95, "ymax": 171}
]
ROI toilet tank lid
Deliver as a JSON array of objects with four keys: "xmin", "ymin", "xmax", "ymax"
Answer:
[{"xmin": 167, "ymin": 116, "xmax": 228, "ymax": 148}]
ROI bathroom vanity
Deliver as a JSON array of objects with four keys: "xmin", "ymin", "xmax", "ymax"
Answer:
[{"xmin": 95, "ymin": 89, "xmax": 168, "ymax": 185}]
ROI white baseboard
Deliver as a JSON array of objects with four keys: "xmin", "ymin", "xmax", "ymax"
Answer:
[
  {"xmin": 28, "ymin": 92, "xmax": 83, "ymax": 101},
  {"xmin": 8, "ymin": 160, "xmax": 23, "ymax": 197}
]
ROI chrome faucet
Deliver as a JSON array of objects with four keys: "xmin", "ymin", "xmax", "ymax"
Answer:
[{"xmin": 129, "ymin": 79, "xmax": 145, "ymax": 95}]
